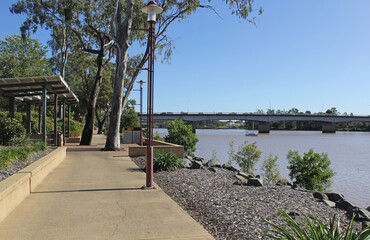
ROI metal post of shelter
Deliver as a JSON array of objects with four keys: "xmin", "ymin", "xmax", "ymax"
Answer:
[
  {"xmin": 38, "ymin": 104, "xmax": 41, "ymax": 134},
  {"xmin": 62, "ymin": 100, "xmax": 66, "ymax": 145},
  {"xmin": 26, "ymin": 101, "xmax": 31, "ymax": 134},
  {"xmin": 9, "ymin": 96, "xmax": 15, "ymax": 118},
  {"xmin": 42, "ymin": 86, "xmax": 47, "ymax": 144},
  {"xmin": 68, "ymin": 104, "xmax": 71, "ymax": 137},
  {"xmin": 54, "ymin": 93, "xmax": 58, "ymax": 146}
]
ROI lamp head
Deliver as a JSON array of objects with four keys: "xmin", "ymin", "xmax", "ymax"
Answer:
[{"xmin": 141, "ymin": 1, "xmax": 163, "ymax": 22}]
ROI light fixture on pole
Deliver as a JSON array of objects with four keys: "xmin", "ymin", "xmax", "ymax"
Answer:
[
  {"xmin": 141, "ymin": 1, "xmax": 162, "ymax": 189},
  {"xmin": 137, "ymin": 80, "xmax": 146, "ymax": 146}
]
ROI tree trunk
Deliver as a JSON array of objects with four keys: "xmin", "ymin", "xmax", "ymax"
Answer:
[
  {"xmin": 95, "ymin": 110, "xmax": 106, "ymax": 134},
  {"xmin": 80, "ymin": 54, "xmax": 105, "ymax": 145},
  {"xmin": 105, "ymin": 0, "xmax": 133, "ymax": 150}
]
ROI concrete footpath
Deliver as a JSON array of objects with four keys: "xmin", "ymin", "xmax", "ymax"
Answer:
[{"xmin": 0, "ymin": 134, "xmax": 214, "ymax": 240}]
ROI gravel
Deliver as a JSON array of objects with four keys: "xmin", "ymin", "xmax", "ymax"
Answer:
[
  {"xmin": 132, "ymin": 156, "xmax": 361, "ymax": 240},
  {"xmin": 0, "ymin": 148, "xmax": 55, "ymax": 182}
]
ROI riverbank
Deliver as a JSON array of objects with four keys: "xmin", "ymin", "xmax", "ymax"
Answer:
[{"xmin": 132, "ymin": 156, "xmax": 363, "ymax": 240}]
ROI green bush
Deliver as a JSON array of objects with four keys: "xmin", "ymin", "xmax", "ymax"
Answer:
[
  {"xmin": 287, "ymin": 149, "xmax": 335, "ymax": 191},
  {"xmin": 164, "ymin": 119, "xmax": 199, "ymax": 157},
  {"xmin": 153, "ymin": 131, "xmax": 164, "ymax": 141},
  {"xmin": 263, "ymin": 209, "xmax": 370, "ymax": 240},
  {"xmin": 0, "ymin": 141, "xmax": 48, "ymax": 170},
  {"xmin": 229, "ymin": 140, "xmax": 261, "ymax": 174},
  {"xmin": 261, "ymin": 154, "xmax": 281, "ymax": 184},
  {"xmin": 0, "ymin": 117, "xmax": 27, "ymax": 146},
  {"xmin": 153, "ymin": 151, "xmax": 183, "ymax": 171}
]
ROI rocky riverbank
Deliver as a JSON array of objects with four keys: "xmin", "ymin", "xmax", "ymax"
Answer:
[{"xmin": 132, "ymin": 156, "xmax": 369, "ymax": 240}]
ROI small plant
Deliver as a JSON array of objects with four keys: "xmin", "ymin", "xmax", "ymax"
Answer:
[
  {"xmin": 287, "ymin": 149, "xmax": 335, "ymax": 191},
  {"xmin": 230, "ymin": 140, "xmax": 261, "ymax": 174},
  {"xmin": 153, "ymin": 151, "xmax": 183, "ymax": 171},
  {"xmin": 263, "ymin": 209, "xmax": 370, "ymax": 240},
  {"xmin": 227, "ymin": 141, "xmax": 236, "ymax": 165},
  {"xmin": 261, "ymin": 154, "xmax": 281, "ymax": 184},
  {"xmin": 153, "ymin": 131, "xmax": 163, "ymax": 141},
  {"xmin": 164, "ymin": 119, "xmax": 199, "ymax": 157}
]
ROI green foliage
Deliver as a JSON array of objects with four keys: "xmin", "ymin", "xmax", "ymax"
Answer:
[
  {"xmin": 229, "ymin": 141, "xmax": 261, "ymax": 174},
  {"xmin": 263, "ymin": 209, "xmax": 370, "ymax": 240},
  {"xmin": 153, "ymin": 151, "xmax": 183, "ymax": 172},
  {"xmin": 121, "ymin": 100, "xmax": 139, "ymax": 128},
  {"xmin": 0, "ymin": 117, "xmax": 27, "ymax": 146},
  {"xmin": 0, "ymin": 35, "xmax": 52, "ymax": 78},
  {"xmin": 164, "ymin": 119, "xmax": 199, "ymax": 157},
  {"xmin": 287, "ymin": 149, "xmax": 335, "ymax": 191},
  {"xmin": 261, "ymin": 154, "xmax": 281, "ymax": 184},
  {"xmin": 153, "ymin": 131, "xmax": 164, "ymax": 141},
  {"xmin": 0, "ymin": 141, "xmax": 48, "ymax": 170},
  {"xmin": 227, "ymin": 140, "xmax": 236, "ymax": 165}
]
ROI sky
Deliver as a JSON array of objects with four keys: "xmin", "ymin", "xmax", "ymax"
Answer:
[{"xmin": 1, "ymin": 1, "xmax": 370, "ymax": 115}]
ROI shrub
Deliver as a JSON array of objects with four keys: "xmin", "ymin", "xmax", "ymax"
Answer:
[
  {"xmin": 261, "ymin": 154, "xmax": 281, "ymax": 184},
  {"xmin": 164, "ymin": 119, "xmax": 199, "ymax": 157},
  {"xmin": 230, "ymin": 140, "xmax": 261, "ymax": 174},
  {"xmin": 153, "ymin": 151, "xmax": 183, "ymax": 171},
  {"xmin": 263, "ymin": 209, "xmax": 370, "ymax": 240},
  {"xmin": 287, "ymin": 149, "xmax": 335, "ymax": 191},
  {"xmin": 0, "ymin": 117, "xmax": 27, "ymax": 146},
  {"xmin": 153, "ymin": 131, "xmax": 164, "ymax": 141}
]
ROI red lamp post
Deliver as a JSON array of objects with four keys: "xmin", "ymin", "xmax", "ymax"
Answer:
[{"xmin": 141, "ymin": 1, "xmax": 162, "ymax": 189}]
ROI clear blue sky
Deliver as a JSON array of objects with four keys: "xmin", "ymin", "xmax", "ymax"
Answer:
[{"xmin": 1, "ymin": 1, "xmax": 370, "ymax": 115}]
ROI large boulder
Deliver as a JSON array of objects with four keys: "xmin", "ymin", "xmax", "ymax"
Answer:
[
  {"xmin": 313, "ymin": 192, "xmax": 329, "ymax": 200},
  {"xmin": 181, "ymin": 158, "xmax": 192, "ymax": 168},
  {"xmin": 325, "ymin": 192, "xmax": 345, "ymax": 203},
  {"xmin": 276, "ymin": 179, "xmax": 292, "ymax": 186},
  {"xmin": 350, "ymin": 207, "xmax": 370, "ymax": 222},
  {"xmin": 206, "ymin": 158, "xmax": 222, "ymax": 168},
  {"xmin": 247, "ymin": 178, "xmax": 263, "ymax": 187},
  {"xmin": 237, "ymin": 171, "xmax": 254, "ymax": 179},
  {"xmin": 222, "ymin": 163, "xmax": 238, "ymax": 172},
  {"xmin": 321, "ymin": 199, "xmax": 336, "ymax": 208},
  {"xmin": 193, "ymin": 157, "xmax": 205, "ymax": 164},
  {"xmin": 185, "ymin": 155, "xmax": 193, "ymax": 161},
  {"xmin": 190, "ymin": 160, "xmax": 203, "ymax": 169},
  {"xmin": 336, "ymin": 200, "xmax": 356, "ymax": 211}
]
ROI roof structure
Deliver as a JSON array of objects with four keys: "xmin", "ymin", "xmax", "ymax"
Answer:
[{"xmin": 0, "ymin": 76, "xmax": 79, "ymax": 103}]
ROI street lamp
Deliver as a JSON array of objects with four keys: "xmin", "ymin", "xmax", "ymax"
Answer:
[
  {"xmin": 133, "ymin": 80, "xmax": 146, "ymax": 146},
  {"xmin": 141, "ymin": 1, "xmax": 162, "ymax": 189}
]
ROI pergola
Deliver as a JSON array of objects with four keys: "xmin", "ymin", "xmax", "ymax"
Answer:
[{"xmin": 0, "ymin": 76, "xmax": 79, "ymax": 145}]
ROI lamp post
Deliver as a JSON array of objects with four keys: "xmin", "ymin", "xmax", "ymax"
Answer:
[
  {"xmin": 141, "ymin": 1, "xmax": 162, "ymax": 189},
  {"xmin": 133, "ymin": 80, "xmax": 146, "ymax": 146}
]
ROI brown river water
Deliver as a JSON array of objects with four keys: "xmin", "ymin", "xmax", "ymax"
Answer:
[{"xmin": 155, "ymin": 129, "xmax": 370, "ymax": 208}]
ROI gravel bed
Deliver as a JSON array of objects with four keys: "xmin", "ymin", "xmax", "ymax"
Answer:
[
  {"xmin": 132, "ymin": 156, "xmax": 361, "ymax": 240},
  {"xmin": 0, "ymin": 148, "xmax": 55, "ymax": 182}
]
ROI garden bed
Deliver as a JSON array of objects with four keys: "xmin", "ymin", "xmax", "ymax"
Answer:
[{"xmin": 132, "ymin": 156, "xmax": 363, "ymax": 240}]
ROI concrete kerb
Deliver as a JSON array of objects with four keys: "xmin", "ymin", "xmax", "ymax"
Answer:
[{"xmin": 0, "ymin": 147, "xmax": 66, "ymax": 223}]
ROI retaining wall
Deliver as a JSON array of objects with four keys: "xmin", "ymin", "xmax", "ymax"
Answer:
[{"xmin": 0, "ymin": 147, "xmax": 66, "ymax": 223}]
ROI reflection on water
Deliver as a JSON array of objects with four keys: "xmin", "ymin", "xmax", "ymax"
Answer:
[{"xmin": 155, "ymin": 128, "xmax": 370, "ymax": 208}]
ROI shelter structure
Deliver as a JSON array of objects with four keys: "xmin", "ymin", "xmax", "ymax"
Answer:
[{"xmin": 0, "ymin": 76, "xmax": 79, "ymax": 145}]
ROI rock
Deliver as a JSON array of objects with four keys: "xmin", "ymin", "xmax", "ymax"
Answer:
[
  {"xmin": 362, "ymin": 221, "xmax": 370, "ymax": 230},
  {"xmin": 246, "ymin": 178, "xmax": 263, "ymax": 187},
  {"xmin": 235, "ymin": 175, "xmax": 248, "ymax": 183},
  {"xmin": 325, "ymin": 192, "xmax": 345, "ymax": 203},
  {"xmin": 276, "ymin": 179, "xmax": 292, "ymax": 186},
  {"xmin": 190, "ymin": 160, "xmax": 203, "ymax": 169},
  {"xmin": 321, "ymin": 199, "xmax": 336, "ymax": 208},
  {"xmin": 287, "ymin": 210, "xmax": 306, "ymax": 223},
  {"xmin": 237, "ymin": 171, "xmax": 254, "ymax": 179},
  {"xmin": 367, "ymin": 206, "xmax": 370, "ymax": 212},
  {"xmin": 181, "ymin": 158, "xmax": 192, "ymax": 168},
  {"xmin": 206, "ymin": 158, "xmax": 222, "ymax": 168},
  {"xmin": 336, "ymin": 200, "xmax": 356, "ymax": 211},
  {"xmin": 313, "ymin": 192, "xmax": 329, "ymax": 200},
  {"xmin": 185, "ymin": 155, "xmax": 193, "ymax": 161},
  {"xmin": 222, "ymin": 163, "xmax": 238, "ymax": 172},
  {"xmin": 350, "ymin": 207, "xmax": 370, "ymax": 222},
  {"xmin": 208, "ymin": 167, "xmax": 218, "ymax": 173},
  {"xmin": 193, "ymin": 157, "xmax": 205, "ymax": 163}
]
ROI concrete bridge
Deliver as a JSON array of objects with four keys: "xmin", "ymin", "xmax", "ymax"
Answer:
[{"xmin": 143, "ymin": 112, "xmax": 370, "ymax": 133}]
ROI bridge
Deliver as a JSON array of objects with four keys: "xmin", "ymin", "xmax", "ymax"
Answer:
[{"xmin": 142, "ymin": 112, "xmax": 370, "ymax": 133}]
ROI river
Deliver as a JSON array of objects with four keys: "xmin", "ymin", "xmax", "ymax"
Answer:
[{"xmin": 155, "ymin": 128, "xmax": 369, "ymax": 208}]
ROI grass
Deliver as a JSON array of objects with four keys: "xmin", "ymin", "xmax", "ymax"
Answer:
[{"xmin": 0, "ymin": 141, "xmax": 48, "ymax": 170}]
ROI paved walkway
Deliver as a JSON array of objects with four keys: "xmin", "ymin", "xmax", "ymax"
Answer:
[{"xmin": 0, "ymin": 134, "xmax": 214, "ymax": 240}]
